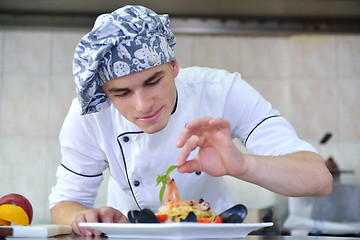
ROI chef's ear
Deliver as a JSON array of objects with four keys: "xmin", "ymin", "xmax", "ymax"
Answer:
[{"xmin": 169, "ymin": 60, "xmax": 179, "ymax": 78}]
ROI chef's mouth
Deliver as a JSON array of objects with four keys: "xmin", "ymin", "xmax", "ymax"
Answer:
[{"xmin": 137, "ymin": 107, "xmax": 163, "ymax": 122}]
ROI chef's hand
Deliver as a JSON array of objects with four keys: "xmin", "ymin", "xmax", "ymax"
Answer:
[
  {"xmin": 176, "ymin": 117, "xmax": 245, "ymax": 177},
  {"xmin": 73, "ymin": 206, "xmax": 129, "ymax": 236}
]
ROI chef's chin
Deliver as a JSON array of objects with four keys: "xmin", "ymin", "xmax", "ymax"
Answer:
[{"xmin": 140, "ymin": 121, "xmax": 168, "ymax": 134}]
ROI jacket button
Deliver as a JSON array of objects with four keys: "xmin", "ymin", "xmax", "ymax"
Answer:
[
  {"xmin": 123, "ymin": 136, "xmax": 130, "ymax": 142},
  {"xmin": 134, "ymin": 180, "xmax": 140, "ymax": 186},
  {"xmin": 195, "ymin": 171, "xmax": 201, "ymax": 175}
]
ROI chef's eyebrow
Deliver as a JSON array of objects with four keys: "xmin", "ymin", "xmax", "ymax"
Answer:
[
  {"xmin": 144, "ymin": 70, "xmax": 164, "ymax": 84},
  {"xmin": 107, "ymin": 70, "xmax": 164, "ymax": 93}
]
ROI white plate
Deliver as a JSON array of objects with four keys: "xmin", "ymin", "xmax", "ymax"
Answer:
[{"xmin": 79, "ymin": 222, "xmax": 273, "ymax": 239}]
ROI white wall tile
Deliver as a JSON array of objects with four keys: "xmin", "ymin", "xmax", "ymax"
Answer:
[
  {"xmin": 1, "ymin": 74, "xmax": 49, "ymax": 136},
  {"xmin": 0, "ymin": 30, "xmax": 4, "ymax": 137},
  {"xmin": 246, "ymin": 77, "xmax": 291, "ymax": 118},
  {"xmin": 288, "ymin": 35, "xmax": 337, "ymax": 77},
  {"xmin": 45, "ymin": 138, "xmax": 62, "ymax": 194},
  {"xmin": 338, "ymin": 78, "xmax": 360, "ymax": 140},
  {"xmin": 338, "ymin": 141, "xmax": 360, "ymax": 184},
  {"xmin": 242, "ymin": 36, "xmax": 288, "ymax": 77},
  {"xmin": 0, "ymin": 136, "xmax": 48, "ymax": 223},
  {"xmin": 51, "ymin": 30, "xmax": 87, "ymax": 75},
  {"xmin": 0, "ymin": 76, "xmax": 2, "ymax": 137},
  {"xmin": 4, "ymin": 29, "xmax": 51, "ymax": 74},
  {"xmin": 339, "ymin": 35, "xmax": 360, "ymax": 77},
  {"xmin": 174, "ymin": 34, "xmax": 194, "ymax": 68},
  {"xmin": 288, "ymin": 78, "xmax": 339, "ymax": 140},
  {"xmin": 48, "ymin": 74, "xmax": 76, "ymax": 136},
  {"xmin": 194, "ymin": 35, "xmax": 242, "ymax": 73}
]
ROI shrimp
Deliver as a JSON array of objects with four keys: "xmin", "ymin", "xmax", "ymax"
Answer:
[
  {"xmin": 159, "ymin": 176, "xmax": 209, "ymax": 213},
  {"xmin": 158, "ymin": 200, "xmax": 199, "ymax": 213},
  {"xmin": 164, "ymin": 176, "xmax": 181, "ymax": 204}
]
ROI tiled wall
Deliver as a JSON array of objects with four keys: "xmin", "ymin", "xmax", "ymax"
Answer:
[{"xmin": 0, "ymin": 27, "xmax": 359, "ymax": 224}]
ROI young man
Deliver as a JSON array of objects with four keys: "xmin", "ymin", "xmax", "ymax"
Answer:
[{"xmin": 49, "ymin": 5, "xmax": 332, "ymax": 236}]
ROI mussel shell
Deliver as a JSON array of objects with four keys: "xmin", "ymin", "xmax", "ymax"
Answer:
[
  {"xmin": 180, "ymin": 211, "xmax": 197, "ymax": 222},
  {"xmin": 219, "ymin": 204, "xmax": 247, "ymax": 223},
  {"xmin": 127, "ymin": 209, "xmax": 160, "ymax": 223}
]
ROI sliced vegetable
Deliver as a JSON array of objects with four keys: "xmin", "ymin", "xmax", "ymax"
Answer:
[
  {"xmin": 214, "ymin": 216, "xmax": 223, "ymax": 223},
  {"xmin": 197, "ymin": 218, "xmax": 213, "ymax": 223},
  {"xmin": 156, "ymin": 214, "xmax": 168, "ymax": 223}
]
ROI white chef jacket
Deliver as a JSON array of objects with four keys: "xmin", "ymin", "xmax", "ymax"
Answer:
[{"xmin": 49, "ymin": 66, "xmax": 316, "ymax": 215}]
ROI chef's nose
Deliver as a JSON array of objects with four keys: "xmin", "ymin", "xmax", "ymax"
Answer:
[{"xmin": 134, "ymin": 90, "xmax": 153, "ymax": 112}]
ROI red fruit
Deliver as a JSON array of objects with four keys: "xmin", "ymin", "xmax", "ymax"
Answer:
[{"xmin": 0, "ymin": 193, "xmax": 33, "ymax": 224}]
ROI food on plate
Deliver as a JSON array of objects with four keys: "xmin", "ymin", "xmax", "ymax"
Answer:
[
  {"xmin": 156, "ymin": 165, "xmax": 178, "ymax": 203},
  {"xmin": 0, "ymin": 193, "xmax": 33, "ymax": 225},
  {"xmin": 128, "ymin": 165, "xmax": 247, "ymax": 223}
]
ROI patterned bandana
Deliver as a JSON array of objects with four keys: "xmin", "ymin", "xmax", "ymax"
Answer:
[{"xmin": 73, "ymin": 5, "xmax": 176, "ymax": 115}]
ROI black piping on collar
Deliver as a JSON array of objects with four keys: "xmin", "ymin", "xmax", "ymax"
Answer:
[
  {"xmin": 117, "ymin": 131, "xmax": 144, "ymax": 210},
  {"xmin": 244, "ymin": 115, "xmax": 281, "ymax": 147},
  {"xmin": 61, "ymin": 164, "xmax": 103, "ymax": 177},
  {"xmin": 171, "ymin": 90, "xmax": 178, "ymax": 115}
]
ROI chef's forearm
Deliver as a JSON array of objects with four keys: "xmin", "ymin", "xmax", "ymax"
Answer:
[
  {"xmin": 233, "ymin": 151, "xmax": 333, "ymax": 197},
  {"xmin": 50, "ymin": 201, "xmax": 89, "ymax": 225}
]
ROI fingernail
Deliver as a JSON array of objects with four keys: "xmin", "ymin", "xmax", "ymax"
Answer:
[
  {"xmin": 85, "ymin": 230, "xmax": 92, "ymax": 236},
  {"xmin": 94, "ymin": 230, "xmax": 102, "ymax": 236}
]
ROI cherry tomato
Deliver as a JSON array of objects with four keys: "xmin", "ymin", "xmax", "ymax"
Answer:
[
  {"xmin": 156, "ymin": 214, "xmax": 168, "ymax": 223},
  {"xmin": 214, "ymin": 216, "xmax": 223, "ymax": 223}
]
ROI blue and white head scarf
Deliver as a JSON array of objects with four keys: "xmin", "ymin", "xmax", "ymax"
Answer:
[{"xmin": 73, "ymin": 5, "xmax": 176, "ymax": 115}]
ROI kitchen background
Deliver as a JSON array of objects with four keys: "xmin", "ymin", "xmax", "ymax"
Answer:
[{"xmin": 0, "ymin": 0, "xmax": 359, "ymax": 233}]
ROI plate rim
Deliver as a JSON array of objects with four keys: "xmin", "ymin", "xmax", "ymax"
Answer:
[
  {"xmin": 79, "ymin": 222, "xmax": 274, "ymax": 228},
  {"xmin": 79, "ymin": 221, "xmax": 274, "ymax": 238}
]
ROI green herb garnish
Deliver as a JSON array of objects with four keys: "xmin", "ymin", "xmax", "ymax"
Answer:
[{"xmin": 156, "ymin": 165, "xmax": 178, "ymax": 203}]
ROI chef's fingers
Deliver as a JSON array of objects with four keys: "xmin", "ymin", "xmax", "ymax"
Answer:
[
  {"xmin": 176, "ymin": 117, "xmax": 212, "ymax": 147},
  {"xmin": 177, "ymin": 135, "xmax": 199, "ymax": 167},
  {"xmin": 185, "ymin": 116, "xmax": 213, "ymax": 131},
  {"xmin": 76, "ymin": 210, "xmax": 103, "ymax": 236},
  {"xmin": 72, "ymin": 212, "xmax": 95, "ymax": 236},
  {"xmin": 100, "ymin": 207, "xmax": 129, "ymax": 223},
  {"xmin": 71, "ymin": 215, "xmax": 83, "ymax": 235},
  {"xmin": 209, "ymin": 118, "xmax": 231, "ymax": 129},
  {"xmin": 177, "ymin": 159, "xmax": 202, "ymax": 173}
]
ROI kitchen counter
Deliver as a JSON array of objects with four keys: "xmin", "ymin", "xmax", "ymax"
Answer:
[{"xmin": 4, "ymin": 235, "xmax": 360, "ymax": 240}]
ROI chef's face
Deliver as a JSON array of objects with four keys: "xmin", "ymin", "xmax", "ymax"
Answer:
[{"xmin": 103, "ymin": 60, "xmax": 179, "ymax": 134}]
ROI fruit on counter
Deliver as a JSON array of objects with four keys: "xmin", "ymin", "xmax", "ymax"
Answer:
[
  {"xmin": 0, "ymin": 218, "xmax": 11, "ymax": 226},
  {"xmin": 0, "ymin": 204, "xmax": 30, "ymax": 225},
  {"xmin": 0, "ymin": 193, "xmax": 33, "ymax": 225}
]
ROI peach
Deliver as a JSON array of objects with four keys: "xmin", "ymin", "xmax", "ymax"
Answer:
[
  {"xmin": 0, "ymin": 193, "xmax": 33, "ymax": 224},
  {"xmin": 0, "ymin": 218, "xmax": 11, "ymax": 226},
  {"xmin": 0, "ymin": 204, "xmax": 29, "ymax": 226}
]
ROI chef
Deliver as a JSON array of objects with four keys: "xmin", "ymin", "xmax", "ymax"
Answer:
[{"xmin": 49, "ymin": 5, "xmax": 333, "ymax": 236}]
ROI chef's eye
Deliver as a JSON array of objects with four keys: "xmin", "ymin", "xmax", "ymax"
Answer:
[
  {"xmin": 147, "ymin": 78, "xmax": 161, "ymax": 86},
  {"xmin": 115, "ymin": 91, "xmax": 129, "ymax": 97}
]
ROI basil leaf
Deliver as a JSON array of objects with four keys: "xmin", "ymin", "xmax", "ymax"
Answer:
[
  {"xmin": 166, "ymin": 165, "xmax": 178, "ymax": 175},
  {"xmin": 157, "ymin": 165, "xmax": 178, "ymax": 203},
  {"xmin": 159, "ymin": 185, "xmax": 165, "ymax": 203}
]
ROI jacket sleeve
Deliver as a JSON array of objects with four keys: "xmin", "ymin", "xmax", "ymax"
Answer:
[
  {"xmin": 223, "ymin": 72, "xmax": 316, "ymax": 156},
  {"xmin": 49, "ymin": 98, "xmax": 108, "ymax": 209}
]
